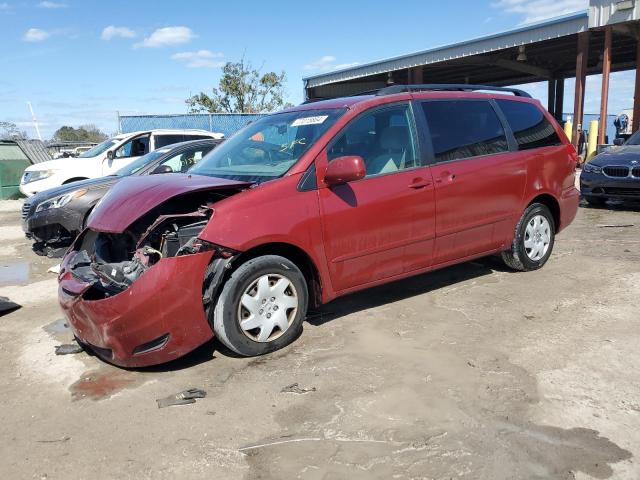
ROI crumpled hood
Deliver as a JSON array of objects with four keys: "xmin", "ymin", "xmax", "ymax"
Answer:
[
  {"xmin": 87, "ymin": 173, "xmax": 249, "ymax": 233},
  {"xmin": 591, "ymin": 145, "xmax": 640, "ymax": 166}
]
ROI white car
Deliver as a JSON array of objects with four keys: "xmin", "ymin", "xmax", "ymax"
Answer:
[{"xmin": 20, "ymin": 129, "xmax": 224, "ymax": 196}]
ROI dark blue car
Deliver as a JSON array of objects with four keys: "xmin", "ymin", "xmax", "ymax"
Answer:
[{"xmin": 580, "ymin": 132, "xmax": 640, "ymax": 206}]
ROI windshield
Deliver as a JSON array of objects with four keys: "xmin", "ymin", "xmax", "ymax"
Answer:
[
  {"xmin": 190, "ymin": 108, "xmax": 346, "ymax": 182},
  {"xmin": 78, "ymin": 138, "xmax": 118, "ymax": 158},
  {"xmin": 114, "ymin": 149, "xmax": 169, "ymax": 176},
  {"xmin": 624, "ymin": 130, "xmax": 640, "ymax": 145}
]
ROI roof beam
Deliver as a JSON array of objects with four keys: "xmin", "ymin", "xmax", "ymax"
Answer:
[{"xmin": 492, "ymin": 58, "xmax": 552, "ymax": 79}]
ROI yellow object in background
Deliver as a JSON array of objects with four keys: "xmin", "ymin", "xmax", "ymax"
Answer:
[
  {"xmin": 586, "ymin": 120, "xmax": 598, "ymax": 162},
  {"xmin": 564, "ymin": 119, "xmax": 573, "ymax": 140}
]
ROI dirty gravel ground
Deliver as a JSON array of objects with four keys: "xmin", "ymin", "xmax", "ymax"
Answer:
[{"xmin": 1, "ymin": 198, "xmax": 639, "ymax": 480}]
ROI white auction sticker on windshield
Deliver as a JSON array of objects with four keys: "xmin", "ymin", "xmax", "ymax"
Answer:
[{"xmin": 291, "ymin": 115, "xmax": 328, "ymax": 127}]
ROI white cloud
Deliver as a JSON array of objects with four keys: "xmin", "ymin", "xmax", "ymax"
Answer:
[
  {"xmin": 171, "ymin": 50, "xmax": 224, "ymax": 68},
  {"xmin": 101, "ymin": 25, "xmax": 136, "ymax": 40},
  {"xmin": 23, "ymin": 28, "xmax": 50, "ymax": 42},
  {"xmin": 0, "ymin": 3, "xmax": 11, "ymax": 11},
  {"xmin": 134, "ymin": 26, "xmax": 195, "ymax": 48},
  {"xmin": 304, "ymin": 55, "xmax": 359, "ymax": 72},
  {"xmin": 492, "ymin": 0, "xmax": 587, "ymax": 24},
  {"xmin": 38, "ymin": 1, "xmax": 67, "ymax": 7}
]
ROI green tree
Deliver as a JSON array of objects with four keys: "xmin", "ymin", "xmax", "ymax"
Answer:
[
  {"xmin": 0, "ymin": 121, "xmax": 27, "ymax": 140},
  {"xmin": 53, "ymin": 124, "xmax": 108, "ymax": 143},
  {"xmin": 186, "ymin": 57, "xmax": 291, "ymax": 113}
]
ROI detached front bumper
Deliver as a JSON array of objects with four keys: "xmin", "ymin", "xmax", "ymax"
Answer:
[{"xmin": 58, "ymin": 249, "xmax": 218, "ymax": 367}]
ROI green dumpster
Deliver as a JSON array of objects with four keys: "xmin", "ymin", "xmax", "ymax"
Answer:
[{"xmin": 0, "ymin": 142, "xmax": 31, "ymax": 199}]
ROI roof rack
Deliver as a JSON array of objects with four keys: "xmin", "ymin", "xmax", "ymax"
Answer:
[{"xmin": 375, "ymin": 84, "xmax": 531, "ymax": 98}]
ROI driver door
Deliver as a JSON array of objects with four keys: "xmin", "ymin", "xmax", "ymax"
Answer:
[{"xmin": 103, "ymin": 134, "xmax": 150, "ymax": 174}]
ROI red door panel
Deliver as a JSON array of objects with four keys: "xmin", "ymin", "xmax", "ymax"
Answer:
[
  {"xmin": 430, "ymin": 152, "xmax": 526, "ymax": 264},
  {"xmin": 319, "ymin": 163, "xmax": 435, "ymax": 291}
]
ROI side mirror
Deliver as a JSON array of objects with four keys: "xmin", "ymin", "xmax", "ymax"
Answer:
[
  {"xmin": 107, "ymin": 150, "xmax": 114, "ymax": 160},
  {"xmin": 150, "ymin": 165, "xmax": 173, "ymax": 175},
  {"xmin": 324, "ymin": 155, "xmax": 366, "ymax": 186},
  {"xmin": 613, "ymin": 138, "xmax": 625, "ymax": 146}
]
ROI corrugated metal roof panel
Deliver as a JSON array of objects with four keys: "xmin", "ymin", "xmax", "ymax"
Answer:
[
  {"xmin": 304, "ymin": 11, "xmax": 589, "ymax": 88},
  {"xmin": 15, "ymin": 139, "xmax": 52, "ymax": 164}
]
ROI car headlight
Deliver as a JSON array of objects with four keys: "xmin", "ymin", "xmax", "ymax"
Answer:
[
  {"xmin": 35, "ymin": 189, "xmax": 88, "ymax": 212},
  {"xmin": 22, "ymin": 169, "xmax": 56, "ymax": 184},
  {"xmin": 583, "ymin": 163, "xmax": 602, "ymax": 174}
]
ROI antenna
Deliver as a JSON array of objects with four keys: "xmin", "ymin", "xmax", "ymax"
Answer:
[{"xmin": 27, "ymin": 101, "xmax": 43, "ymax": 140}]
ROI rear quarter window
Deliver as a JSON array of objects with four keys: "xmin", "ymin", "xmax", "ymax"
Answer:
[
  {"xmin": 155, "ymin": 134, "xmax": 185, "ymax": 148},
  {"xmin": 496, "ymin": 100, "xmax": 561, "ymax": 150}
]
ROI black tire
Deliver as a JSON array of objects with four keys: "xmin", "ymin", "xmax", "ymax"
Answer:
[
  {"xmin": 501, "ymin": 203, "xmax": 555, "ymax": 272},
  {"xmin": 212, "ymin": 255, "xmax": 308, "ymax": 356},
  {"xmin": 584, "ymin": 195, "xmax": 606, "ymax": 207}
]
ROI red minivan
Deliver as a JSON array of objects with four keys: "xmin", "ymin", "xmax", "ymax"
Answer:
[{"xmin": 58, "ymin": 85, "xmax": 580, "ymax": 367}]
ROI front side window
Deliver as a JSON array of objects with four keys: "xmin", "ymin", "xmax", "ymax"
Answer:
[
  {"xmin": 115, "ymin": 134, "xmax": 150, "ymax": 158},
  {"xmin": 327, "ymin": 104, "xmax": 419, "ymax": 177},
  {"xmin": 496, "ymin": 100, "xmax": 562, "ymax": 150},
  {"xmin": 421, "ymin": 100, "xmax": 508, "ymax": 163},
  {"xmin": 191, "ymin": 108, "xmax": 345, "ymax": 182},
  {"xmin": 114, "ymin": 149, "xmax": 168, "ymax": 176},
  {"xmin": 161, "ymin": 146, "xmax": 213, "ymax": 173}
]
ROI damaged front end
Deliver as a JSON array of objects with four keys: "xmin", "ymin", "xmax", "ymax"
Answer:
[
  {"xmin": 67, "ymin": 206, "xmax": 226, "ymax": 300},
  {"xmin": 58, "ymin": 179, "xmax": 246, "ymax": 367}
]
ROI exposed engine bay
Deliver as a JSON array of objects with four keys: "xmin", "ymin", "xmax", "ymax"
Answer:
[{"xmin": 65, "ymin": 189, "xmax": 242, "ymax": 299}]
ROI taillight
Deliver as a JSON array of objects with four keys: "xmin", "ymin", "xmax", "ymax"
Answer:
[{"xmin": 566, "ymin": 143, "xmax": 578, "ymax": 165}]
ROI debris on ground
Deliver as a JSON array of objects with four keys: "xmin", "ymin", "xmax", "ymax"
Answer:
[
  {"xmin": 156, "ymin": 388, "xmax": 207, "ymax": 408},
  {"xmin": 36, "ymin": 435, "xmax": 70, "ymax": 444},
  {"xmin": 47, "ymin": 264, "xmax": 61, "ymax": 274},
  {"xmin": 0, "ymin": 296, "xmax": 21, "ymax": 316},
  {"xmin": 54, "ymin": 343, "xmax": 83, "ymax": 355},
  {"xmin": 597, "ymin": 224, "xmax": 634, "ymax": 228},
  {"xmin": 280, "ymin": 383, "xmax": 317, "ymax": 394}
]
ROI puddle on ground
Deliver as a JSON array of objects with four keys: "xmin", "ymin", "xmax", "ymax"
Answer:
[
  {"xmin": 70, "ymin": 369, "xmax": 139, "ymax": 401},
  {"xmin": 0, "ymin": 262, "xmax": 30, "ymax": 285},
  {"xmin": 43, "ymin": 318, "xmax": 70, "ymax": 335}
]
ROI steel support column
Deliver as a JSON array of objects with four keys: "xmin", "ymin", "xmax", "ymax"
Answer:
[
  {"xmin": 408, "ymin": 66, "xmax": 424, "ymax": 84},
  {"xmin": 599, "ymin": 27, "xmax": 612, "ymax": 145},
  {"xmin": 572, "ymin": 31, "xmax": 590, "ymax": 148},
  {"xmin": 634, "ymin": 37, "xmax": 640, "ymax": 133},
  {"xmin": 548, "ymin": 79, "xmax": 557, "ymax": 117},
  {"xmin": 554, "ymin": 78, "xmax": 565, "ymax": 124}
]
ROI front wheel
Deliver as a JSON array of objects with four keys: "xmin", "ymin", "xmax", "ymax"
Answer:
[
  {"xmin": 501, "ymin": 203, "xmax": 555, "ymax": 272},
  {"xmin": 212, "ymin": 255, "xmax": 308, "ymax": 356}
]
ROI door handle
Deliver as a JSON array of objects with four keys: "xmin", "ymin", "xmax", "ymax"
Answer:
[{"xmin": 408, "ymin": 178, "xmax": 431, "ymax": 189}]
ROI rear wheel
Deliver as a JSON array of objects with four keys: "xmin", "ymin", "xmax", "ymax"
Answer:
[
  {"xmin": 501, "ymin": 203, "xmax": 555, "ymax": 272},
  {"xmin": 212, "ymin": 255, "xmax": 308, "ymax": 356},
  {"xmin": 584, "ymin": 195, "xmax": 606, "ymax": 207}
]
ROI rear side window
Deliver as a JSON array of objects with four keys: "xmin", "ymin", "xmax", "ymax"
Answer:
[
  {"xmin": 421, "ymin": 100, "xmax": 508, "ymax": 162},
  {"xmin": 155, "ymin": 134, "xmax": 185, "ymax": 148},
  {"xmin": 496, "ymin": 100, "xmax": 561, "ymax": 150}
]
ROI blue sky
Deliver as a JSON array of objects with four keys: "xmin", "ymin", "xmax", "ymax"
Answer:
[{"xmin": 0, "ymin": 0, "xmax": 634, "ymax": 138}]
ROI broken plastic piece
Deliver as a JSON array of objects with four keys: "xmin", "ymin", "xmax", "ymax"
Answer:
[
  {"xmin": 55, "ymin": 343, "xmax": 84, "ymax": 355},
  {"xmin": 156, "ymin": 388, "xmax": 207, "ymax": 408},
  {"xmin": 280, "ymin": 383, "xmax": 316, "ymax": 394},
  {"xmin": 0, "ymin": 296, "xmax": 21, "ymax": 316},
  {"xmin": 48, "ymin": 264, "xmax": 61, "ymax": 274}
]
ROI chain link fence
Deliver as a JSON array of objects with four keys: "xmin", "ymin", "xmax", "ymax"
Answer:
[{"xmin": 119, "ymin": 113, "xmax": 268, "ymax": 137}]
